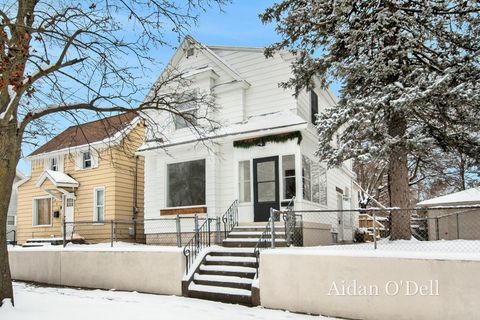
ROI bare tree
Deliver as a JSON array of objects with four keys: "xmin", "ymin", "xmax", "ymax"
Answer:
[{"xmin": 0, "ymin": 0, "xmax": 228, "ymax": 305}]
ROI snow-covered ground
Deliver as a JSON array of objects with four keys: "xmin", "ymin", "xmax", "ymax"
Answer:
[
  {"xmin": 0, "ymin": 282, "xmax": 336, "ymax": 320},
  {"xmin": 271, "ymin": 239, "xmax": 480, "ymax": 261},
  {"xmin": 8, "ymin": 241, "xmax": 183, "ymax": 252}
]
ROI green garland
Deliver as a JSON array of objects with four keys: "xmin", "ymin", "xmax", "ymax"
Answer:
[{"xmin": 233, "ymin": 131, "xmax": 302, "ymax": 148}]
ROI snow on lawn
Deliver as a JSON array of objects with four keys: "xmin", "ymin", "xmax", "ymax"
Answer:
[
  {"xmin": 8, "ymin": 241, "xmax": 183, "ymax": 252},
  {"xmin": 0, "ymin": 282, "xmax": 336, "ymax": 320},
  {"xmin": 268, "ymin": 239, "xmax": 480, "ymax": 261}
]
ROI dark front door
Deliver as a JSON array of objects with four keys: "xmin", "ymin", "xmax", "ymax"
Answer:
[{"xmin": 253, "ymin": 156, "xmax": 280, "ymax": 222}]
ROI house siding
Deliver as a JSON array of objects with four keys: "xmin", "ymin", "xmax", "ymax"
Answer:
[{"xmin": 16, "ymin": 123, "xmax": 145, "ymax": 244}]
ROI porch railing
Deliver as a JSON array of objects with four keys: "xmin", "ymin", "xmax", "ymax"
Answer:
[
  {"xmin": 254, "ymin": 197, "xmax": 296, "ymax": 273},
  {"xmin": 222, "ymin": 200, "xmax": 239, "ymax": 239},
  {"xmin": 183, "ymin": 215, "xmax": 214, "ymax": 274},
  {"xmin": 183, "ymin": 200, "xmax": 239, "ymax": 274}
]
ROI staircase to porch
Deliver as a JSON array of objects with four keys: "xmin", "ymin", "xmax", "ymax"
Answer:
[{"xmin": 183, "ymin": 223, "xmax": 287, "ymax": 305}]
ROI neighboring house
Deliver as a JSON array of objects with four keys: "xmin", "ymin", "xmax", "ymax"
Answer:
[
  {"xmin": 6, "ymin": 171, "xmax": 26, "ymax": 243},
  {"xmin": 417, "ymin": 187, "xmax": 480, "ymax": 240},
  {"xmin": 139, "ymin": 36, "xmax": 357, "ymax": 244},
  {"xmin": 16, "ymin": 113, "xmax": 145, "ymax": 245}
]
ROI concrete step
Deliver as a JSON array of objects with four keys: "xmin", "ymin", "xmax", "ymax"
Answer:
[
  {"xmin": 208, "ymin": 250, "xmax": 256, "ymax": 257},
  {"xmin": 198, "ymin": 264, "xmax": 256, "ymax": 279},
  {"xmin": 228, "ymin": 231, "xmax": 286, "ymax": 238},
  {"xmin": 222, "ymin": 238, "xmax": 287, "ymax": 248},
  {"xmin": 232, "ymin": 226, "xmax": 285, "ymax": 233},
  {"xmin": 187, "ymin": 283, "xmax": 252, "ymax": 305},
  {"xmin": 193, "ymin": 273, "xmax": 252, "ymax": 290}
]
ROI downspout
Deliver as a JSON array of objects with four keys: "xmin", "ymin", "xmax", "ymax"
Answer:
[{"xmin": 133, "ymin": 155, "xmax": 139, "ymax": 219}]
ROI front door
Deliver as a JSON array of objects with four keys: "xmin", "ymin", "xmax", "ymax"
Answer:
[
  {"xmin": 64, "ymin": 195, "xmax": 75, "ymax": 237},
  {"xmin": 253, "ymin": 156, "xmax": 279, "ymax": 222}
]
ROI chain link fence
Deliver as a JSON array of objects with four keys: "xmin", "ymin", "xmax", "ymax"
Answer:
[
  {"xmin": 283, "ymin": 206, "xmax": 480, "ymax": 254},
  {"xmin": 62, "ymin": 215, "xmax": 227, "ymax": 247}
]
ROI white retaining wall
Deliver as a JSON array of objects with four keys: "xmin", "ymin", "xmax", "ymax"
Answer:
[
  {"xmin": 259, "ymin": 250, "xmax": 480, "ymax": 320},
  {"xmin": 9, "ymin": 248, "xmax": 185, "ymax": 296}
]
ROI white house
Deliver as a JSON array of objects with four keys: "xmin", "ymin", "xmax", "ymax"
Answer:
[
  {"xmin": 6, "ymin": 171, "xmax": 26, "ymax": 243},
  {"xmin": 138, "ymin": 36, "xmax": 357, "ymax": 244}
]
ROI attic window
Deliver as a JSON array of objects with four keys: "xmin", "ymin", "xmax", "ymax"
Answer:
[{"xmin": 186, "ymin": 47, "xmax": 195, "ymax": 58}]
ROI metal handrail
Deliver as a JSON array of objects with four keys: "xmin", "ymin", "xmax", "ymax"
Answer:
[
  {"xmin": 183, "ymin": 215, "xmax": 213, "ymax": 274},
  {"xmin": 221, "ymin": 200, "xmax": 239, "ymax": 239},
  {"xmin": 6, "ymin": 229, "xmax": 16, "ymax": 246}
]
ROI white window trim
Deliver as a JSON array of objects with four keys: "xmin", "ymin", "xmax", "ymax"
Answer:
[
  {"xmin": 82, "ymin": 151, "xmax": 93, "ymax": 169},
  {"xmin": 280, "ymin": 154, "xmax": 297, "ymax": 202},
  {"xmin": 93, "ymin": 186, "xmax": 106, "ymax": 223},
  {"xmin": 32, "ymin": 196, "xmax": 53, "ymax": 227},
  {"xmin": 238, "ymin": 160, "xmax": 252, "ymax": 204},
  {"xmin": 165, "ymin": 158, "xmax": 206, "ymax": 208}
]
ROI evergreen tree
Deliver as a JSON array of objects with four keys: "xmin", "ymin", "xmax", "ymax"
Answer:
[{"xmin": 261, "ymin": 0, "xmax": 480, "ymax": 239}]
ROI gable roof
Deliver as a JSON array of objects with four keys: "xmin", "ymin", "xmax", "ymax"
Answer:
[
  {"xmin": 417, "ymin": 187, "xmax": 480, "ymax": 206},
  {"xmin": 162, "ymin": 35, "xmax": 250, "ymax": 87},
  {"xmin": 36, "ymin": 170, "xmax": 79, "ymax": 188},
  {"xmin": 29, "ymin": 112, "xmax": 138, "ymax": 157}
]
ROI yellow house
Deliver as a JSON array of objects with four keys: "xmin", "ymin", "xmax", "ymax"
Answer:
[{"xmin": 16, "ymin": 113, "xmax": 145, "ymax": 245}]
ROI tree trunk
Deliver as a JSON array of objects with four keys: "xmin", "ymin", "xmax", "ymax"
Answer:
[
  {"xmin": 0, "ymin": 122, "xmax": 21, "ymax": 306},
  {"xmin": 388, "ymin": 112, "xmax": 411, "ymax": 240}
]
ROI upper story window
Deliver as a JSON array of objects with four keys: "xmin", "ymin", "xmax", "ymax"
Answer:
[
  {"xmin": 82, "ymin": 151, "xmax": 92, "ymax": 169},
  {"xmin": 50, "ymin": 157, "xmax": 58, "ymax": 171},
  {"xmin": 174, "ymin": 92, "xmax": 198, "ymax": 130},
  {"xmin": 310, "ymin": 90, "xmax": 318, "ymax": 125}
]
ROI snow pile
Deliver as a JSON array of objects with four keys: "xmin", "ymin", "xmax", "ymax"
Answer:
[{"xmin": 0, "ymin": 282, "xmax": 335, "ymax": 320}]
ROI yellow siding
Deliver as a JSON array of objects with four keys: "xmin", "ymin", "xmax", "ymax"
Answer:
[{"xmin": 16, "ymin": 122, "xmax": 145, "ymax": 244}]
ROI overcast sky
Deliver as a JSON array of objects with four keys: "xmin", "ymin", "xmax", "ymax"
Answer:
[{"xmin": 18, "ymin": 1, "xmax": 340, "ymax": 174}]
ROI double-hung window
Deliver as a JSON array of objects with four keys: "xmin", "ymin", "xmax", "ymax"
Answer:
[
  {"xmin": 174, "ymin": 93, "xmax": 198, "ymax": 130},
  {"xmin": 83, "ymin": 151, "xmax": 92, "ymax": 169},
  {"xmin": 238, "ymin": 161, "xmax": 251, "ymax": 203},
  {"xmin": 282, "ymin": 155, "xmax": 296, "ymax": 199},
  {"xmin": 302, "ymin": 156, "xmax": 327, "ymax": 205},
  {"xmin": 93, "ymin": 187, "xmax": 105, "ymax": 222},
  {"xmin": 50, "ymin": 157, "xmax": 58, "ymax": 171}
]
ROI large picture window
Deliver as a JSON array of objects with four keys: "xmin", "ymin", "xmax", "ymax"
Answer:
[
  {"xmin": 33, "ymin": 197, "xmax": 52, "ymax": 226},
  {"xmin": 167, "ymin": 159, "xmax": 206, "ymax": 207},
  {"xmin": 238, "ymin": 160, "xmax": 251, "ymax": 203},
  {"xmin": 282, "ymin": 155, "xmax": 296, "ymax": 199},
  {"xmin": 302, "ymin": 156, "xmax": 327, "ymax": 205}
]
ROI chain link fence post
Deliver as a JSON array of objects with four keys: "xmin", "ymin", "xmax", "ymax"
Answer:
[
  {"xmin": 110, "ymin": 220, "xmax": 114, "ymax": 247},
  {"xmin": 63, "ymin": 220, "xmax": 67, "ymax": 248},
  {"xmin": 176, "ymin": 215, "xmax": 182, "ymax": 247}
]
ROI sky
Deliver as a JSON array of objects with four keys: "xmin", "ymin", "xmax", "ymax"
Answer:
[{"xmin": 17, "ymin": 1, "xmax": 341, "ymax": 175}]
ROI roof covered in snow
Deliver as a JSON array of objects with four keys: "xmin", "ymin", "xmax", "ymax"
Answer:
[
  {"xmin": 417, "ymin": 187, "xmax": 480, "ymax": 206},
  {"xmin": 138, "ymin": 111, "xmax": 308, "ymax": 151},
  {"xmin": 36, "ymin": 170, "xmax": 79, "ymax": 188}
]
